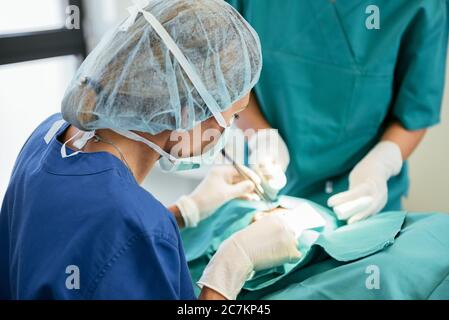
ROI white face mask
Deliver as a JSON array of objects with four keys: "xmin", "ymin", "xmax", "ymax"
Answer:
[
  {"xmin": 158, "ymin": 125, "xmax": 233, "ymax": 172},
  {"xmin": 113, "ymin": 122, "xmax": 233, "ymax": 173}
]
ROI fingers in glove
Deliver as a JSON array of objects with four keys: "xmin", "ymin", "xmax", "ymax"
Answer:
[
  {"xmin": 347, "ymin": 202, "xmax": 378, "ymax": 224},
  {"xmin": 228, "ymin": 180, "xmax": 256, "ymax": 199},
  {"xmin": 276, "ymin": 217, "xmax": 303, "ymax": 262},
  {"xmin": 333, "ymin": 196, "xmax": 373, "ymax": 220},
  {"xmin": 248, "ymin": 216, "xmax": 302, "ymax": 270},
  {"xmin": 289, "ymin": 246, "xmax": 303, "ymax": 261},
  {"xmin": 253, "ymin": 159, "xmax": 276, "ymax": 178},
  {"xmin": 252, "ymin": 163, "xmax": 287, "ymax": 195},
  {"xmin": 327, "ymin": 184, "xmax": 371, "ymax": 208},
  {"xmin": 239, "ymin": 165, "xmax": 262, "ymax": 185},
  {"xmin": 253, "ymin": 160, "xmax": 283, "ymax": 183},
  {"xmin": 239, "ymin": 193, "xmax": 261, "ymax": 202},
  {"xmin": 261, "ymin": 175, "xmax": 286, "ymax": 198},
  {"xmin": 212, "ymin": 165, "xmax": 240, "ymax": 178},
  {"xmin": 226, "ymin": 165, "xmax": 262, "ymax": 186}
]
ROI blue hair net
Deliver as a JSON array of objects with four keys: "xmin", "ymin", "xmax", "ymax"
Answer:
[{"xmin": 61, "ymin": 0, "xmax": 262, "ymax": 134}]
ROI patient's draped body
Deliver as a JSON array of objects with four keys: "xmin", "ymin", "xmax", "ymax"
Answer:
[{"xmin": 181, "ymin": 197, "xmax": 449, "ymax": 299}]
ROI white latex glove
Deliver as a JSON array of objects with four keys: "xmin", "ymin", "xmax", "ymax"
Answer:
[
  {"xmin": 198, "ymin": 215, "xmax": 302, "ymax": 300},
  {"xmin": 248, "ymin": 129, "xmax": 290, "ymax": 199},
  {"xmin": 328, "ymin": 141, "xmax": 403, "ymax": 224},
  {"xmin": 176, "ymin": 166, "xmax": 260, "ymax": 228}
]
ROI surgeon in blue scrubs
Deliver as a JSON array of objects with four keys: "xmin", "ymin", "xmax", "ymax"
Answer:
[
  {"xmin": 227, "ymin": 0, "xmax": 449, "ymax": 223},
  {"xmin": 0, "ymin": 0, "xmax": 303, "ymax": 300}
]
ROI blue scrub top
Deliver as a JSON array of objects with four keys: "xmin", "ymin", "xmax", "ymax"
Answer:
[{"xmin": 0, "ymin": 114, "xmax": 196, "ymax": 300}]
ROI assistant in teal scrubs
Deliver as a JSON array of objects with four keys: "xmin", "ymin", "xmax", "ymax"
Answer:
[{"xmin": 227, "ymin": 0, "xmax": 449, "ymax": 212}]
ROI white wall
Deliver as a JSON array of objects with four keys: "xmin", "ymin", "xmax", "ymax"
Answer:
[{"xmin": 403, "ymin": 49, "xmax": 449, "ymax": 212}]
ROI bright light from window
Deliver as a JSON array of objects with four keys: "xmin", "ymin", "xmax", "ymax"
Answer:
[
  {"xmin": 0, "ymin": 55, "xmax": 79, "ymax": 200},
  {"xmin": 0, "ymin": 0, "xmax": 67, "ymax": 34}
]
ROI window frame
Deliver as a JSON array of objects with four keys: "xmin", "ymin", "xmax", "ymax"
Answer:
[{"xmin": 0, "ymin": 0, "xmax": 86, "ymax": 65}]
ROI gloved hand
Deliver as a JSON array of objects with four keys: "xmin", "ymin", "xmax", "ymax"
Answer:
[
  {"xmin": 248, "ymin": 129, "xmax": 290, "ymax": 199},
  {"xmin": 198, "ymin": 215, "xmax": 302, "ymax": 300},
  {"xmin": 328, "ymin": 141, "xmax": 403, "ymax": 224},
  {"xmin": 176, "ymin": 166, "xmax": 259, "ymax": 228}
]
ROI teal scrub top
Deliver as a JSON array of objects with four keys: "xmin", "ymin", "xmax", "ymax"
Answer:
[{"xmin": 227, "ymin": 0, "xmax": 449, "ymax": 210}]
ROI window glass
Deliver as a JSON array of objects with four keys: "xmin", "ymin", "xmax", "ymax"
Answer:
[
  {"xmin": 0, "ymin": 55, "xmax": 79, "ymax": 199},
  {"xmin": 0, "ymin": 0, "xmax": 68, "ymax": 34}
]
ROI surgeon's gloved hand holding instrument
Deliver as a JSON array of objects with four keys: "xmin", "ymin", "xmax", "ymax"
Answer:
[
  {"xmin": 248, "ymin": 129, "xmax": 290, "ymax": 200},
  {"xmin": 328, "ymin": 141, "xmax": 403, "ymax": 224},
  {"xmin": 221, "ymin": 150, "xmax": 277, "ymax": 205},
  {"xmin": 176, "ymin": 166, "xmax": 257, "ymax": 228},
  {"xmin": 198, "ymin": 215, "xmax": 302, "ymax": 300}
]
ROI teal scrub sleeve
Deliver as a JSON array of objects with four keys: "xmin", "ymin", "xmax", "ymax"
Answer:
[
  {"xmin": 90, "ymin": 234, "xmax": 196, "ymax": 300},
  {"xmin": 392, "ymin": 0, "xmax": 449, "ymax": 130}
]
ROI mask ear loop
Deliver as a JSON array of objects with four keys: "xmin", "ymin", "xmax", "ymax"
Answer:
[
  {"xmin": 61, "ymin": 131, "xmax": 98, "ymax": 158},
  {"xmin": 60, "ymin": 131, "xmax": 84, "ymax": 158},
  {"xmin": 112, "ymin": 129, "xmax": 179, "ymax": 162},
  {"xmin": 73, "ymin": 131, "xmax": 96, "ymax": 150}
]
